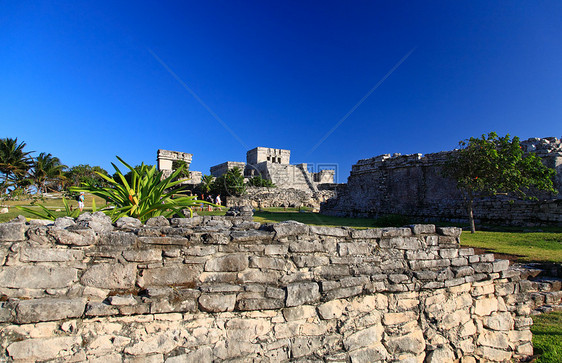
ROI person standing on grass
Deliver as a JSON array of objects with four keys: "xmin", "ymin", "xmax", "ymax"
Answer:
[
  {"xmin": 215, "ymin": 194, "xmax": 221, "ymax": 206},
  {"xmin": 78, "ymin": 192, "xmax": 85, "ymax": 211}
]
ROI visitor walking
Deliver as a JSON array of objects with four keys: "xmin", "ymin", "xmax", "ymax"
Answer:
[
  {"xmin": 215, "ymin": 194, "xmax": 221, "ymax": 206},
  {"xmin": 78, "ymin": 192, "xmax": 85, "ymax": 211}
]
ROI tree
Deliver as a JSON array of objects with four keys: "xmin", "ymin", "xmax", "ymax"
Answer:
[
  {"xmin": 66, "ymin": 164, "xmax": 110, "ymax": 192},
  {"xmin": 199, "ymin": 174, "xmax": 215, "ymax": 195},
  {"xmin": 212, "ymin": 167, "xmax": 246, "ymax": 197},
  {"xmin": 444, "ymin": 132, "xmax": 557, "ymax": 233},
  {"xmin": 30, "ymin": 152, "xmax": 67, "ymax": 193},
  {"xmin": 247, "ymin": 175, "xmax": 276, "ymax": 188},
  {"xmin": 172, "ymin": 160, "xmax": 190, "ymax": 180},
  {"xmin": 0, "ymin": 138, "xmax": 33, "ymax": 195}
]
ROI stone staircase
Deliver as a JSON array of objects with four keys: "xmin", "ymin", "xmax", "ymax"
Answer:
[{"xmin": 512, "ymin": 262, "xmax": 562, "ymax": 314}]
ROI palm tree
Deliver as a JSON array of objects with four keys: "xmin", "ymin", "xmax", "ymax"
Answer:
[
  {"xmin": 30, "ymin": 153, "xmax": 67, "ymax": 193},
  {"xmin": 199, "ymin": 174, "xmax": 215, "ymax": 195},
  {"xmin": 0, "ymin": 138, "xmax": 33, "ymax": 195}
]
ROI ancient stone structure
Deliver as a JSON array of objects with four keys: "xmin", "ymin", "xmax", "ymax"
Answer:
[
  {"xmin": 0, "ymin": 214, "xmax": 534, "ymax": 361},
  {"xmin": 210, "ymin": 161, "xmax": 246, "ymax": 178},
  {"xmin": 247, "ymin": 147, "xmax": 291, "ymax": 165},
  {"xmin": 322, "ymin": 137, "xmax": 562, "ymax": 226},
  {"xmin": 211, "ymin": 147, "xmax": 336, "ymax": 193},
  {"xmin": 227, "ymin": 187, "xmax": 335, "ymax": 210},
  {"xmin": 157, "ymin": 149, "xmax": 202, "ymax": 185}
]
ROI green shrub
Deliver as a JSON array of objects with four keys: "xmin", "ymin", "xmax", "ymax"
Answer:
[{"xmin": 71, "ymin": 156, "xmax": 216, "ymax": 222}]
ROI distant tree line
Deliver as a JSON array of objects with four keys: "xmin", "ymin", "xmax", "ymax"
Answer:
[
  {"xmin": 0, "ymin": 137, "xmax": 112, "ymax": 199},
  {"xmin": 0, "ymin": 138, "xmax": 276, "ymax": 201}
]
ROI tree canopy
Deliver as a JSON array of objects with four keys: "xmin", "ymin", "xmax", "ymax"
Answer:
[{"xmin": 444, "ymin": 132, "xmax": 557, "ymax": 232}]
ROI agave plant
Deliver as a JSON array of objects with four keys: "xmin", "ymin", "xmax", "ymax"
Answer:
[
  {"xmin": 17, "ymin": 197, "xmax": 80, "ymax": 220},
  {"xmin": 70, "ymin": 156, "xmax": 216, "ymax": 222}
]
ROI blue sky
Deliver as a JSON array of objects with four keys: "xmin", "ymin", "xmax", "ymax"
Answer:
[{"xmin": 1, "ymin": 1, "xmax": 561, "ymax": 182}]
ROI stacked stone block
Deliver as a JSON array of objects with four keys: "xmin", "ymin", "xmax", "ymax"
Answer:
[
  {"xmin": 0, "ymin": 214, "xmax": 533, "ymax": 362},
  {"xmin": 322, "ymin": 137, "xmax": 562, "ymax": 227}
]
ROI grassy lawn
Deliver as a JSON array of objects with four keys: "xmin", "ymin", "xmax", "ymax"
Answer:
[
  {"xmin": 460, "ymin": 231, "xmax": 562, "ymax": 264},
  {"xmin": 532, "ymin": 311, "xmax": 562, "ymax": 363}
]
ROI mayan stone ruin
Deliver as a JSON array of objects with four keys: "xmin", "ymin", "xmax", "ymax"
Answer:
[
  {"xmin": 0, "ymin": 213, "xmax": 537, "ymax": 361},
  {"xmin": 159, "ymin": 146, "xmax": 337, "ymax": 209},
  {"xmin": 322, "ymin": 137, "xmax": 562, "ymax": 227}
]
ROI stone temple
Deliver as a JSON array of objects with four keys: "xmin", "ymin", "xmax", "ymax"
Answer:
[
  {"xmin": 211, "ymin": 147, "xmax": 335, "ymax": 193},
  {"xmin": 157, "ymin": 147, "xmax": 335, "ymax": 194}
]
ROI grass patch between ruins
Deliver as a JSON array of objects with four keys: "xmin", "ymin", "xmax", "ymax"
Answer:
[
  {"xmin": 460, "ymin": 231, "xmax": 562, "ymax": 264},
  {"xmin": 532, "ymin": 311, "xmax": 562, "ymax": 363}
]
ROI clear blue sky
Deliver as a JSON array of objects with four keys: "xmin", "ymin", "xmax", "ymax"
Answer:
[{"xmin": 1, "ymin": 1, "xmax": 561, "ymax": 182}]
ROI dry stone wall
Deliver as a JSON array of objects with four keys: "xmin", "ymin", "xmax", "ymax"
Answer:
[
  {"xmin": 0, "ymin": 214, "xmax": 533, "ymax": 362},
  {"xmin": 322, "ymin": 137, "xmax": 562, "ymax": 226},
  {"xmin": 227, "ymin": 187, "xmax": 335, "ymax": 210}
]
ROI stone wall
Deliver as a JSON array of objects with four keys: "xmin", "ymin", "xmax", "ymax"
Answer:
[
  {"xmin": 0, "ymin": 214, "xmax": 533, "ymax": 362},
  {"xmin": 227, "ymin": 187, "xmax": 335, "ymax": 210},
  {"xmin": 322, "ymin": 137, "xmax": 562, "ymax": 226}
]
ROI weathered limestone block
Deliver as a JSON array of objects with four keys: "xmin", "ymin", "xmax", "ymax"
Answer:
[
  {"xmin": 384, "ymin": 328, "xmax": 426, "ymax": 355},
  {"xmin": 124, "ymin": 330, "xmax": 179, "ymax": 356},
  {"xmin": 437, "ymin": 227, "xmax": 462, "ymax": 237},
  {"xmin": 236, "ymin": 298, "xmax": 284, "ymax": 310},
  {"xmin": 51, "ymin": 216, "xmax": 73, "ymax": 229},
  {"xmin": 198, "ymin": 293, "xmax": 236, "ymax": 312},
  {"xmin": 250, "ymin": 256, "xmax": 290, "ymax": 270},
  {"xmin": 19, "ymin": 247, "xmax": 84, "ymax": 262},
  {"xmin": 349, "ymin": 344, "xmax": 389, "ymax": 363},
  {"xmin": 26, "ymin": 225, "xmax": 51, "ymax": 244},
  {"xmin": 170, "ymin": 216, "xmax": 203, "ymax": 227},
  {"xmin": 16, "ymin": 297, "xmax": 86, "ymax": 323},
  {"xmin": 0, "ymin": 266, "xmax": 77, "ymax": 289},
  {"xmin": 230, "ymin": 230, "xmax": 274, "ymax": 242},
  {"xmin": 290, "ymin": 336, "xmax": 324, "ymax": 358},
  {"xmin": 338, "ymin": 242, "xmax": 372, "ymax": 256},
  {"xmin": 205, "ymin": 254, "xmax": 248, "ymax": 272},
  {"xmin": 310, "ymin": 225, "xmax": 349, "ymax": 237},
  {"xmin": 81, "ymin": 263, "xmax": 137, "ymax": 289},
  {"xmin": 289, "ymin": 241, "xmax": 325, "ymax": 253},
  {"xmin": 351, "ymin": 228, "xmax": 383, "ymax": 239},
  {"xmin": 0, "ymin": 221, "xmax": 25, "ymax": 242},
  {"xmin": 99, "ymin": 230, "xmax": 138, "ymax": 246},
  {"xmin": 484, "ymin": 312, "xmax": 514, "ymax": 331},
  {"xmin": 286, "ymin": 282, "xmax": 320, "ymax": 307},
  {"xmin": 410, "ymin": 224, "xmax": 436, "ymax": 235},
  {"xmin": 292, "ymin": 255, "xmax": 330, "ymax": 268},
  {"xmin": 108, "ymin": 295, "xmax": 137, "ymax": 306},
  {"xmin": 139, "ymin": 264, "xmax": 202, "ymax": 288},
  {"xmin": 282, "ymin": 305, "xmax": 317, "ymax": 321},
  {"xmin": 237, "ymin": 269, "xmax": 281, "ymax": 284},
  {"xmin": 344, "ymin": 324, "xmax": 385, "ymax": 351},
  {"xmin": 476, "ymin": 346, "xmax": 512, "ymax": 362},
  {"xmin": 49, "ymin": 227, "xmax": 96, "ymax": 246},
  {"xmin": 380, "ymin": 237, "xmax": 422, "ymax": 250},
  {"xmin": 122, "ymin": 249, "xmax": 162, "ymax": 263},
  {"xmin": 85, "ymin": 302, "xmax": 119, "ymax": 316},
  {"xmin": 145, "ymin": 216, "xmax": 170, "ymax": 227},
  {"xmin": 272, "ymin": 221, "xmax": 309, "ymax": 237},
  {"xmin": 7, "ymin": 336, "xmax": 81, "ymax": 361},
  {"xmin": 139, "ymin": 236, "xmax": 189, "ymax": 246},
  {"xmin": 76, "ymin": 212, "xmax": 114, "ymax": 233},
  {"xmin": 381, "ymin": 227, "xmax": 412, "ymax": 237},
  {"xmin": 425, "ymin": 346, "xmax": 455, "ymax": 363},
  {"xmin": 115, "ymin": 216, "xmax": 143, "ymax": 230}
]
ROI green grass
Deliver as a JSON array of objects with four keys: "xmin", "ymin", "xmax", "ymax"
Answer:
[
  {"xmin": 532, "ymin": 311, "xmax": 562, "ymax": 363},
  {"xmin": 460, "ymin": 231, "xmax": 562, "ymax": 263}
]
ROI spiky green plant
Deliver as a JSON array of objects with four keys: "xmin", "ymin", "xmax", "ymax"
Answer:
[
  {"xmin": 16, "ymin": 197, "xmax": 80, "ymax": 220},
  {"xmin": 70, "ymin": 156, "xmax": 217, "ymax": 222}
]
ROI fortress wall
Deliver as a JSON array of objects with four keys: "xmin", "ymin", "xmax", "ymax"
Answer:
[
  {"xmin": 0, "ymin": 214, "xmax": 532, "ymax": 362},
  {"xmin": 322, "ymin": 138, "xmax": 562, "ymax": 226}
]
